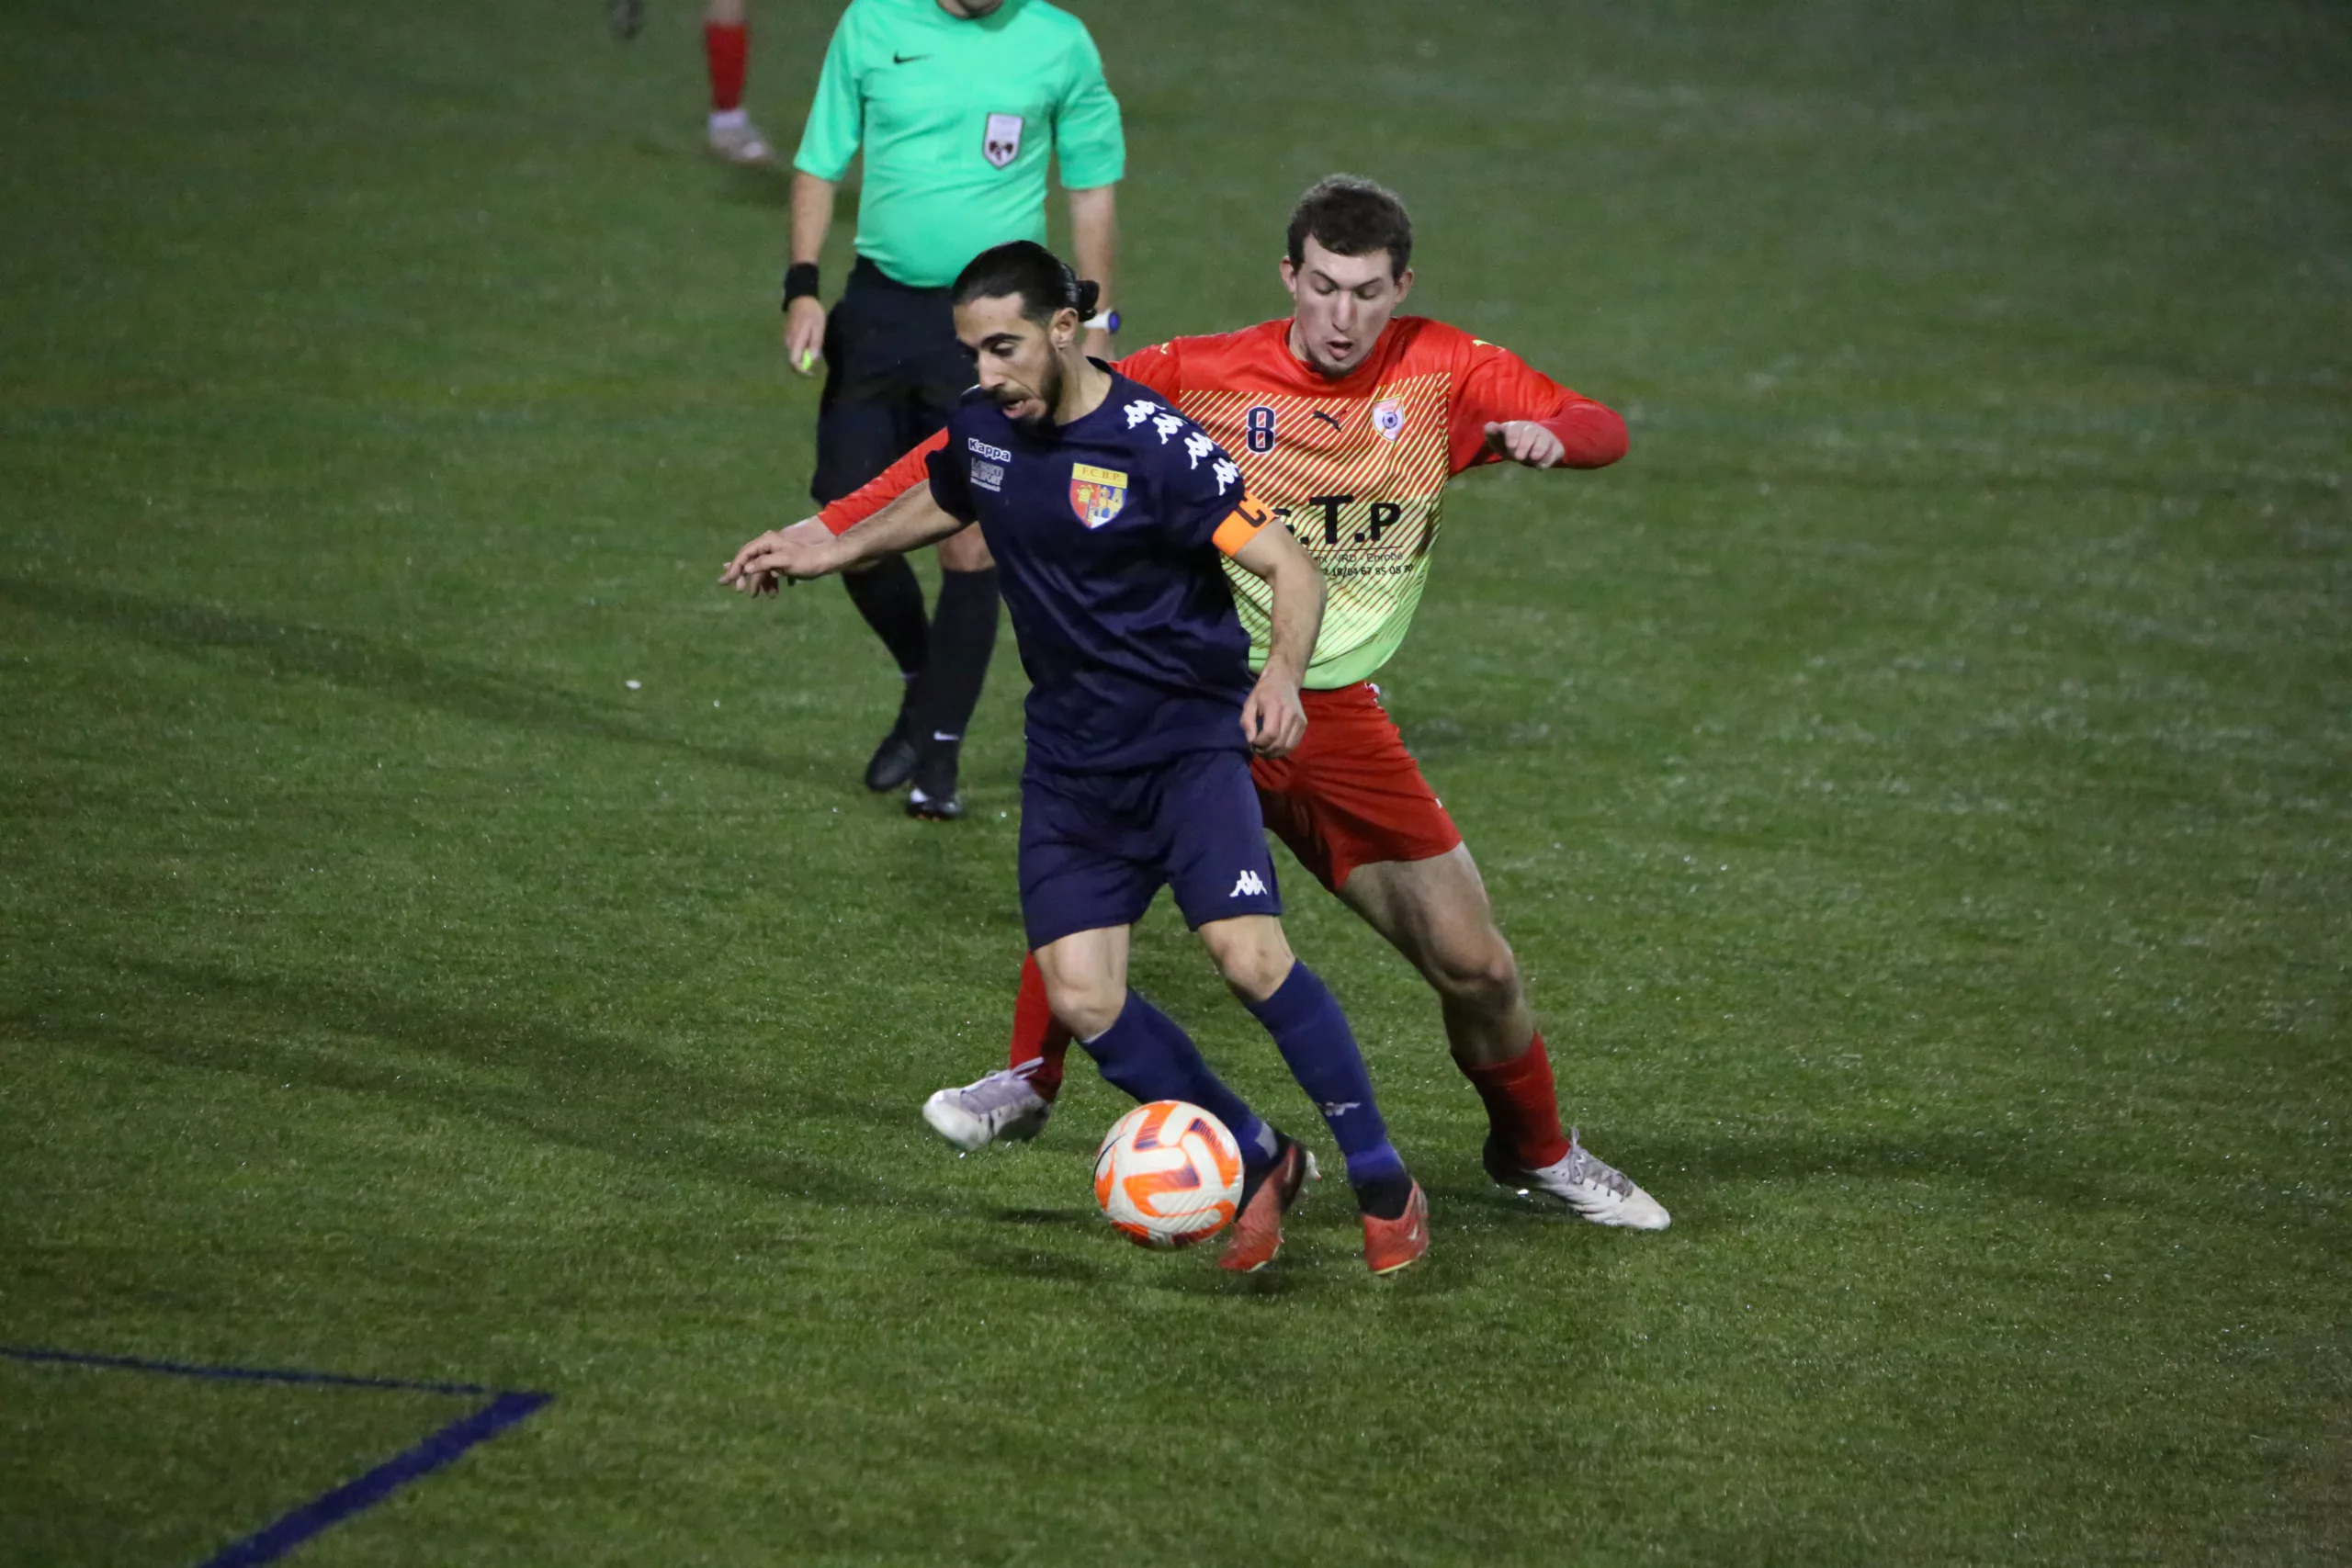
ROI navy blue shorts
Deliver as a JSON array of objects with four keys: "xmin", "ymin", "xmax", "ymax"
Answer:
[{"xmin": 1019, "ymin": 750, "xmax": 1283, "ymax": 951}]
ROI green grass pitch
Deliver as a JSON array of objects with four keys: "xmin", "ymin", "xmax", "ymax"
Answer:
[{"xmin": 3, "ymin": 1, "xmax": 2346, "ymax": 1562}]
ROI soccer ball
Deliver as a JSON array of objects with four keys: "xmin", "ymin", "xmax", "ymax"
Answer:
[{"xmin": 1092, "ymin": 1100, "xmax": 1244, "ymax": 1249}]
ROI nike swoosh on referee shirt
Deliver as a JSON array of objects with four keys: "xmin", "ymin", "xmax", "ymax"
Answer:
[{"xmin": 892, "ymin": 51, "xmax": 929, "ymax": 63}]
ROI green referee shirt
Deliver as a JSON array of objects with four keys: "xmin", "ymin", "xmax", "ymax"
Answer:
[{"xmin": 792, "ymin": 0, "xmax": 1125, "ymax": 289}]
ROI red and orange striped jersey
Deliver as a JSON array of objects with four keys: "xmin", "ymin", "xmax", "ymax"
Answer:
[{"xmin": 820, "ymin": 314, "xmax": 1625, "ymax": 688}]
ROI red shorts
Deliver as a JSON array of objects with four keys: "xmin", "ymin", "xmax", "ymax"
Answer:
[{"xmin": 1250, "ymin": 682, "xmax": 1464, "ymax": 893}]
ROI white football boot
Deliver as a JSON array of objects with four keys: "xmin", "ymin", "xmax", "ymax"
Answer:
[
  {"xmin": 706, "ymin": 113, "xmax": 774, "ymax": 166},
  {"xmin": 1485, "ymin": 1129, "xmax": 1671, "ymax": 1230},
  {"xmin": 922, "ymin": 1067, "xmax": 1052, "ymax": 1153}
]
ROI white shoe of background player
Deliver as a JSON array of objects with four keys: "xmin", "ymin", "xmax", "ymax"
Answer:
[
  {"xmin": 922, "ymin": 1067, "xmax": 1052, "ymax": 1153},
  {"xmin": 1485, "ymin": 1129, "xmax": 1671, "ymax": 1229},
  {"xmin": 707, "ymin": 110, "xmax": 773, "ymax": 165}
]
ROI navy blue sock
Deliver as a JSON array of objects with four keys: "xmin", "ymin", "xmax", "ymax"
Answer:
[
  {"xmin": 1080, "ymin": 991, "xmax": 1277, "ymax": 1168},
  {"xmin": 1243, "ymin": 963, "xmax": 1406, "ymax": 1187}
]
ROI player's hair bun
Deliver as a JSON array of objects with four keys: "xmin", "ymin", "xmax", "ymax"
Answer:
[{"xmin": 951, "ymin": 241, "xmax": 1102, "ymax": 327}]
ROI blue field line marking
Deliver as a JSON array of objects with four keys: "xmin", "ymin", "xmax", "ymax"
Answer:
[
  {"xmin": 196, "ymin": 1390, "xmax": 554, "ymax": 1568},
  {"xmin": 0, "ymin": 1344, "xmax": 553, "ymax": 1568},
  {"xmin": 0, "ymin": 1343, "xmax": 497, "ymax": 1397}
]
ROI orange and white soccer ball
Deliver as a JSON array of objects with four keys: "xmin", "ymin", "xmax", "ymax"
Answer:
[{"xmin": 1092, "ymin": 1100, "xmax": 1244, "ymax": 1249}]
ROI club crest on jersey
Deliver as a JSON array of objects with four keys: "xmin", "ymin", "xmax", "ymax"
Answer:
[
  {"xmin": 1069, "ymin": 462, "xmax": 1128, "ymax": 528},
  {"xmin": 1372, "ymin": 399, "xmax": 1406, "ymax": 441},
  {"xmin": 983, "ymin": 113, "xmax": 1023, "ymax": 169}
]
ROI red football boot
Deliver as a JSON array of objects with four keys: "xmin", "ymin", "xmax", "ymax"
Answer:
[
  {"xmin": 1216, "ymin": 1139, "xmax": 1312, "ymax": 1273},
  {"xmin": 1362, "ymin": 1181, "xmax": 1430, "ymax": 1276}
]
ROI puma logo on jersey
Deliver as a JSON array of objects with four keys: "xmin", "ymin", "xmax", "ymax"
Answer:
[{"xmin": 1229, "ymin": 870, "xmax": 1268, "ymax": 897}]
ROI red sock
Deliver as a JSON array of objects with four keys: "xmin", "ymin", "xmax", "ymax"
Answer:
[
  {"xmin": 704, "ymin": 22, "xmax": 749, "ymax": 113},
  {"xmin": 1461, "ymin": 1032, "xmax": 1572, "ymax": 1168},
  {"xmin": 1008, "ymin": 951, "xmax": 1071, "ymax": 1102}
]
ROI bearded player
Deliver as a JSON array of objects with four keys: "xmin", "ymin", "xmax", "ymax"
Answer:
[
  {"xmin": 831, "ymin": 175, "xmax": 1668, "ymax": 1229},
  {"xmin": 728, "ymin": 242, "xmax": 1430, "ymax": 1274}
]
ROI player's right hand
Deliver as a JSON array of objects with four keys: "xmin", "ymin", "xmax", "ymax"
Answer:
[
  {"xmin": 1241, "ymin": 671, "xmax": 1308, "ymax": 759},
  {"xmin": 721, "ymin": 518, "xmax": 841, "ymax": 593},
  {"xmin": 784, "ymin": 298, "xmax": 827, "ymax": 376}
]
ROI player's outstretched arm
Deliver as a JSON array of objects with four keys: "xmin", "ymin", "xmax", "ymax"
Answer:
[
  {"xmin": 816, "ymin": 430, "xmax": 953, "ymax": 535},
  {"xmin": 1227, "ymin": 506, "xmax": 1324, "ymax": 759},
  {"xmin": 722, "ymin": 486, "xmax": 967, "ymax": 594}
]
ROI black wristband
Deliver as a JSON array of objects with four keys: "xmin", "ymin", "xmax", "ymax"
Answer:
[{"xmin": 781, "ymin": 262, "xmax": 820, "ymax": 310}]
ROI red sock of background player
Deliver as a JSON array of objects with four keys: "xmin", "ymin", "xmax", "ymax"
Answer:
[
  {"xmin": 1461, "ymin": 1032, "xmax": 1573, "ymax": 1168},
  {"xmin": 1007, "ymin": 951, "xmax": 1070, "ymax": 1102},
  {"xmin": 704, "ymin": 22, "xmax": 748, "ymax": 114}
]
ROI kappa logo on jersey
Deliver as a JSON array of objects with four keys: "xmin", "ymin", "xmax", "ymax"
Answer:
[
  {"xmin": 1229, "ymin": 870, "xmax": 1268, "ymax": 897},
  {"xmin": 1069, "ymin": 462, "xmax": 1127, "ymax": 528},
  {"xmin": 982, "ymin": 113, "xmax": 1023, "ymax": 169},
  {"xmin": 967, "ymin": 436, "xmax": 1011, "ymax": 492},
  {"xmin": 1373, "ymin": 399, "xmax": 1406, "ymax": 441}
]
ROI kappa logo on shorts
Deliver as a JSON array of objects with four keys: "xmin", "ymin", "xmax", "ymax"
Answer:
[
  {"xmin": 983, "ymin": 113, "xmax": 1023, "ymax": 169},
  {"xmin": 1229, "ymin": 870, "xmax": 1268, "ymax": 897},
  {"xmin": 1069, "ymin": 462, "xmax": 1127, "ymax": 528}
]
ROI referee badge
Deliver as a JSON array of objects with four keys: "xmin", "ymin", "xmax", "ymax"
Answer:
[
  {"xmin": 983, "ymin": 112, "xmax": 1024, "ymax": 169},
  {"xmin": 1069, "ymin": 463, "xmax": 1128, "ymax": 529}
]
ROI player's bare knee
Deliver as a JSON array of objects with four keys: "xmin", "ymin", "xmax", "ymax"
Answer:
[
  {"xmin": 1198, "ymin": 919, "xmax": 1294, "ymax": 1004},
  {"xmin": 1427, "ymin": 925, "xmax": 1521, "ymax": 1015},
  {"xmin": 1044, "ymin": 979, "xmax": 1123, "ymax": 1041}
]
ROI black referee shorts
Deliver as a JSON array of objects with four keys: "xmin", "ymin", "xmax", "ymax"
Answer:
[{"xmin": 810, "ymin": 257, "xmax": 974, "ymax": 506}]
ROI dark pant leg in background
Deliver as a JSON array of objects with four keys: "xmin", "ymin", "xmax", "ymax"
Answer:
[
  {"xmin": 898, "ymin": 321, "xmax": 1001, "ymax": 807},
  {"xmin": 809, "ymin": 261, "xmax": 958, "ymax": 792}
]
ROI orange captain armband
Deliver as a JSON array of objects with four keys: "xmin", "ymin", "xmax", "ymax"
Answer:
[{"xmin": 1212, "ymin": 494, "xmax": 1274, "ymax": 558}]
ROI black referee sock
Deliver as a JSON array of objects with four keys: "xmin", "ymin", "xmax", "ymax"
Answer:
[
  {"xmin": 841, "ymin": 556, "xmax": 930, "ymax": 681},
  {"xmin": 908, "ymin": 566, "xmax": 1001, "ymax": 764}
]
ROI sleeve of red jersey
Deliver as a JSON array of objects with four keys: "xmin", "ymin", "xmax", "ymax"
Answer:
[
  {"xmin": 816, "ymin": 431, "xmax": 951, "ymax": 536},
  {"xmin": 817, "ymin": 344, "xmax": 1183, "ymax": 536},
  {"xmin": 1446, "ymin": 335, "xmax": 1628, "ymax": 476}
]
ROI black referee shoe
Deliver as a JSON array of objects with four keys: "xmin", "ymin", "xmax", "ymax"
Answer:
[
  {"xmin": 864, "ymin": 715, "xmax": 921, "ymax": 793},
  {"xmin": 905, "ymin": 743, "xmax": 961, "ymax": 821}
]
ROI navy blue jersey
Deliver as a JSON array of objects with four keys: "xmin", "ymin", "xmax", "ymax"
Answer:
[{"xmin": 927, "ymin": 368, "xmax": 1271, "ymax": 773}]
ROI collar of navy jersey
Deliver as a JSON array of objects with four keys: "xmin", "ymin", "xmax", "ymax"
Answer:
[{"xmin": 963, "ymin": 370, "xmax": 1243, "ymax": 496}]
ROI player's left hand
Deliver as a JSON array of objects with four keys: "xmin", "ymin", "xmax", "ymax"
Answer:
[
  {"xmin": 1241, "ymin": 671, "xmax": 1307, "ymax": 759},
  {"xmin": 1484, "ymin": 420, "xmax": 1566, "ymax": 468}
]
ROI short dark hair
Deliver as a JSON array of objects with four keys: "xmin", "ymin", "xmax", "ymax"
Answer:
[
  {"xmin": 1285, "ymin": 175, "xmax": 1413, "ymax": 278},
  {"xmin": 951, "ymin": 240, "xmax": 1101, "ymax": 326}
]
